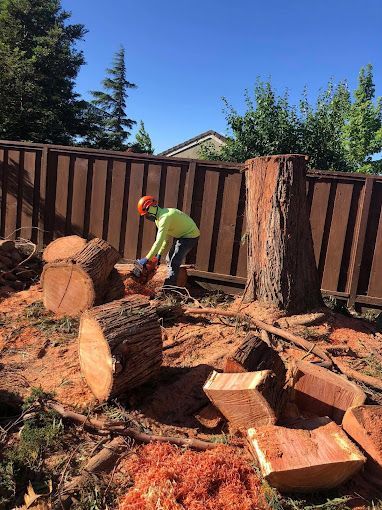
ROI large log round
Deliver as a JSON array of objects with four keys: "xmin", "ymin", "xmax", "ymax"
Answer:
[
  {"xmin": 78, "ymin": 297, "xmax": 163, "ymax": 401},
  {"xmin": 42, "ymin": 238, "xmax": 121, "ymax": 316},
  {"xmin": 43, "ymin": 235, "xmax": 87, "ymax": 262}
]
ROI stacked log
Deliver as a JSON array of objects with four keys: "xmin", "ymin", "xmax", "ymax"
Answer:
[
  {"xmin": 41, "ymin": 238, "xmax": 125, "ymax": 316},
  {"xmin": 0, "ymin": 240, "xmax": 42, "ymax": 297},
  {"xmin": 78, "ymin": 296, "xmax": 163, "ymax": 401}
]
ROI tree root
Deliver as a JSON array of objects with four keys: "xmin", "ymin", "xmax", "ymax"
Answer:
[
  {"xmin": 332, "ymin": 359, "xmax": 382, "ymax": 391},
  {"xmin": 48, "ymin": 401, "xmax": 219, "ymax": 451},
  {"xmin": 183, "ymin": 307, "xmax": 332, "ymax": 368}
]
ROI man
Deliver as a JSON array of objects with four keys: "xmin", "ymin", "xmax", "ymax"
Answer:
[{"xmin": 136, "ymin": 195, "xmax": 200, "ymax": 287}]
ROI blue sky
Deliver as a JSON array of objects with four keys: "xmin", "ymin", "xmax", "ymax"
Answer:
[{"xmin": 62, "ymin": 0, "xmax": 382, "ymax": 153}]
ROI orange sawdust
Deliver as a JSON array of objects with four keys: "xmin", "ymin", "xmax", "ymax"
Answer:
[
  {"xmin": 0, "ymin": 284, "xmax": 95, "ymax": 407},
  {"xmin": 118, "ymin": 443, "xmax": 267, "ymax": 510}
]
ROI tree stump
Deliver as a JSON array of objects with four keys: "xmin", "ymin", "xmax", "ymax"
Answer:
[
  {"xmin": 248, "ymin": 417, "xmax": 365, "ymax": 492},
  {"xmin": 244, "ymin": 155, "xmax": 323, "ymax": 313},
  {"xmin": 203, "ymin": 370, "xmax": 284, "ymax": 429},
  {"xmin": 41, "ymin": 238, "xmax": 122, "ymax": 316},
  {"xmin": 42, "ymin": 235, "xmax": 87, "ymax": 262},
  {"xmin": 78, "ymin": 297, "xmax": 163, "ymax": 401}
]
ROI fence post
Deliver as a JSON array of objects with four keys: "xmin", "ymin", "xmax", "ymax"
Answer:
[{"xmin": 346, "ymin": 177, "xmax": 374, "ymax": 308}]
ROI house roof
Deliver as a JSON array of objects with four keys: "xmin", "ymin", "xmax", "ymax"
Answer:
[{"xmin": 158, "ymin": 130, "xmax": 227, "ymax": 156}]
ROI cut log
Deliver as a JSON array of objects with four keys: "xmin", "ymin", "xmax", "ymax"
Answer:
[
  {"xmin": 194, "ymin": 403, "xmax": 224, "ymax": 429},
  {"xmin": 224, "ymin": 334, "xmax": 287, "ymax": 386},
  {"xmin": 248, "ymin": 417, "xmax": 365, "ymax": 492},
  {"xmin": 244, "ymin": 155, "xmax": 323, "ymax": 313},
  {"xmin": 78, "ymin": 296, "xmax": 162, "ymax": 401},
  {"xmin": 343, "ymin": 405, "xmax": 382, "ymax": 487},
  {"xmin": 42, "ymin": 235, "xmax": 87, "ymax": 262},
  {"xmin": 203, "ymin": 370, "xmax": 285, "ymax": 429},
  {"xmin": 292, "ymin": 361, "xmax": 366, "ymax": 424},
  {"xmin": 41, "ymin": 238, "xmax": 121, "ymax": 316}
]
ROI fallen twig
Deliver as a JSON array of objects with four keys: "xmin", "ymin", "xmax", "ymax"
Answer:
[
  {"xmin": 48, "ymin": 401, "xmax": 219, "ymax": 451},
  {"xmin": 332, "ymin": 359, "xmax": 382, "ymax": 391},
  {"xmin": 183, "ymin": 307, "xmax": 332, "ymax": 368}
]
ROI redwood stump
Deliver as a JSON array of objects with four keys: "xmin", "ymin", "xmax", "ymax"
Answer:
[
  {"xmin": 248, "ymin": 417, "xmax": 365, "ymax": 492},
  {"xmin": 78, "ymin": 297, "xmax": 162, "ymax": 401},
  {"xmin": 244, "ymin": 155, "xmax": 323, "ymax": 313},
  {"xmin": 42, "ymin": 238, "xmax": 122, "ymax": 316},
  {"xmin": 42, "ymin": 235, "xmax": 87, "ymax": 262}
]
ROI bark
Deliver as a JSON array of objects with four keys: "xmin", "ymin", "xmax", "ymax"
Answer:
[
  {"xmin": 224, "ymin": 334, "xmax": 287, "ymax": 383},
  {"xmin": 244, "ymin": 155, "xmax": 323, "ymax": 313},
  {"xmin": 78, "ymin": 297, "xmax": 162, "ymax": 401}
]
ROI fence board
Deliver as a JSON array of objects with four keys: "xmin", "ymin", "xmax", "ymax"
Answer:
[
  {"xmin": 21, "ymin": 150, "xmax": 36, "ymax": 240},
  {"xmin": 141, "ymin": 164, "xmax": 162, "ymax": 257},
  {"xmin": 89, "ymin": 158, "xmax": 108, "ymax": 239},
  {"xmin": 368, "ymin": 205, "xmax": 382, "ymax": 297},
  {"xmin": 124, "ymin": 162, "xmax": 144, "ymax": 259},
  {"xmin": 196, "ymin": 169, "xmax": 219, "ymax": 271},
  {"xmin": 164, "ymin": 165, "xmax": 181, "ymax": 208},
  {"xmin": 321, "ymin": 182, "xmax": 353, "ymax": 291},
  {"xmin": 71, "ymin": 157, "xmax": 89, "ymax": 237},
  {"xmin": 5, "ymin": 150, "xmax": 20, "ymax": 238},
  {"xmin": 107, "ymin": 160, "xmax": 126, "ymax": 251},
  {"xmin": 214, "ymin": 171, "xmax": 242, "ymax": 274},
  {"xmin": 309, "ymin": 180, "xmax": 331, "ymax": 265},
  {"xmin": 55, "ymin": 154, "xmax": 70, "ymax": 236}
]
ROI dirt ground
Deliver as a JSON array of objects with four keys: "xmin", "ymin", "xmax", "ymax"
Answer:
[{"xmin": 1, "ymin": 266, "xmax": 382, "ymax": 508}]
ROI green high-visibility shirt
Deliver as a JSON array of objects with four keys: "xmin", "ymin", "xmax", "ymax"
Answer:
[{"xmin": 146, "ymin": 207, "xmax": 200, "ymax": 259}]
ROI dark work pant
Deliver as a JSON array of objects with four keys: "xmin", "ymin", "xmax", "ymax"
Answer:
[{"xmin": 164, "ymin": 237, "xmax": 199, "ymax": 287}]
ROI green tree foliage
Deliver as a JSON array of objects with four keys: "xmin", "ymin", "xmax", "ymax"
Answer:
[
  {"xmin": 129, "ymin": 120, "xmax": 154, "ymax": 154},
  {"xmin": 343, "ymin": 65, "xmax": 382, "ymax": 172},
  {"xmin": 202, "ymin": 66, "xmax": 382, "ymax": 173},
  {"xmin": 88, "ymin": 46, "xmax": 136, "ymax": 150},
  {"xmin": 0, "ymin": 0, "xmax": 90, "ymax": 144}
]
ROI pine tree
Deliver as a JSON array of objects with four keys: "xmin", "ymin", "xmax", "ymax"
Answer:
[
  {"xmin": 0, "ymin": 0, "xmax": 89, "ymax": 144},
  {"xmin": 129, "ymin": 121, "xmax": 154, "ymax": 154},
  {"xmin": 89, "ymin": 47, "xmax": 136, "ymax": 150}
]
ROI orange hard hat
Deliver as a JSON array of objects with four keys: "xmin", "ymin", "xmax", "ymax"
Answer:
[{"xmin": 137, "ymin": 195, "xmax": 158, "ymax": 216}]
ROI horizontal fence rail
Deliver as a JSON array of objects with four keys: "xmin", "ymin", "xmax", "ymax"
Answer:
[{"xmin": 1, "ymin": 140, "xmax": 381, "ymax": 309}]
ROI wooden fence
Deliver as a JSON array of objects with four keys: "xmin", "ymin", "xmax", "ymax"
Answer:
[{"xmin": 1, "ymin": 140, "xmax": 382, "ymax": 309}]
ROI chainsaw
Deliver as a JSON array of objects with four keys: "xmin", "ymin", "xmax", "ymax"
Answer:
[{"xmin": 130, "ymin": 257, "xmax": 159, "ymax": 285}]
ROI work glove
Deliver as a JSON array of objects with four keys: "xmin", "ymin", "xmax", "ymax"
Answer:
[
  {"xmin": 155, "ymin": 254, "xmax": 161, "ymax": 266},
  {"xmin": 137, "ymin": 257, "xmax": 148, "ymax": 267}
]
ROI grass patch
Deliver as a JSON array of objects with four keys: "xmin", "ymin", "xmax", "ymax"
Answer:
[
  {"xmin": 24, "ymin": 300, "xmax": 79, "ymax": 337},
  {"xmin": 360, "ymin": 355, "xmax": 382, "ymax": 379}
]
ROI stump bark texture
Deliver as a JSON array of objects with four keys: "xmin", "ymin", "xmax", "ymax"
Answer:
[
  {"xmin": 42, "ymin": 238, "xmax": 123, "ymax": 316},
  {"xmin": 244, "ymin": 155, "xmax": 323, "ymax": 313},
  {"xmin": 78, "ymin": 297, "xmax": 163, "ymax": 401}
]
